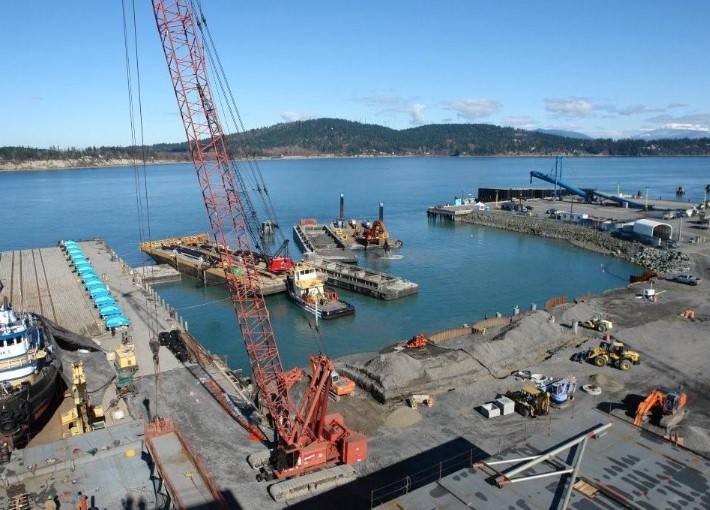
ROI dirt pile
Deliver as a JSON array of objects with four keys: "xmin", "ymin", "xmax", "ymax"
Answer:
[
  {"xmin": 342, "ymin": 310, "xmax": 579, "ymax": 403},
  {"xmin": 383, "ymin": 407, "xmax": 422, "ymax": 428}
]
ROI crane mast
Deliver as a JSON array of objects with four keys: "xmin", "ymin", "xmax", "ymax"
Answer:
[
  {"xmin": 151, "ymin": 0, "xmax": 366, "ymax": 479},
  {"xmin": 152, "ymin": 0, "xmax": 290, "ymax": 432}
]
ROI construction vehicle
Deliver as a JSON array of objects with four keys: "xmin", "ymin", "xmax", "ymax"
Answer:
[
  {"xmin": 406, "ymin": 334, "xmax": 427, "ymax": 349},
  {"xmin": 542, "ymin": 376, "xmax": 577, "ymax": 406},
  {"xmin": 363, "ymin": 219, "xmax": 390, "ymax": 245},
  {"xmin": 634, "ymin": 387, "xmax": 688, "ymax": 429},
  {"xmin": 504, "ymin": 386, "xmax": 550, "ymax": 417},
  {"xmin": 327, "ymin": 368, "xmax": 355, "ymax": 399},
  {"xmin": 580, "ymin": 316, "xmax": 613, "ymax": 332},
  {"xmin": 152, "ymin": 0, "xmax": 366, "ymax": 496},
  {"xmin": 585, "ymin": 340, "xmax": 641, "ymax": 370},
  {"xmin": 61, "ymin": 362, "xmax": 105, "ymax": 437}
]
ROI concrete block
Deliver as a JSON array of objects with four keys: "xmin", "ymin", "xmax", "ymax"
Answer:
[
  {"xmin": 479, "ymin": 402, "xmax": 500, "ymax": 418},
  {"xmin": 494, "ymin": 396, "xmax": 515, "ymax": 416}
]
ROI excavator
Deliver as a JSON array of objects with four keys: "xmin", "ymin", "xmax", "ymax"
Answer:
[
  {"xmin": 406, "ymin": 334, "xmax": 427, "ymax": 349},
  {"xmin": 152, "ymin": 0, "xmax": 366, "ymax": 499},
  {"xmin": 634, "ymin": 387, "xmax": 688, "ymax": 430},
  {"xmin": 363, "ymin": 219, "xmax": 390, "ymax": 246}
]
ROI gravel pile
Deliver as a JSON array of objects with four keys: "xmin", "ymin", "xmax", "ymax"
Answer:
[
  {"xmin": 555, "ymin": 302, "xmax": 601, "ymax": 327},
  {"xmin": 471, "ymin": 312, "xmax": 566, "ymax": 376},
  {"xmin": 343, "ymin": 310, "xmax": 579, "ymax": 402},
  {"xmin": 589, "ymin": 372, "xmax": 625, "ymax": 392},
  {"xmin": 383, "ymin": 406, "xmax": 422, "ymax": 428}
]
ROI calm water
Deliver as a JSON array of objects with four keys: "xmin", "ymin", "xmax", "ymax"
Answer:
[{"xmin": 2, "ymin": 156, "xmax": 707, "ymax": 371}]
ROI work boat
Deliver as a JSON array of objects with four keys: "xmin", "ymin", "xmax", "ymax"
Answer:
[
  {"xmin": 286, "ymin": 263, "xmax": 354, "ymax": 320},
  {"xmin": 0, "ymin": 297, "xmax": 61, "ymax": 449}
]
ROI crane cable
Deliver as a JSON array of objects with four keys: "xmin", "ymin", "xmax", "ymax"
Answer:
[
  {"xmin": 190, "ymin": 1, "xmax": 330, "ymax": 359},
  {"xmin": 191, "ymin": 0, "xmax": 288, "ymax": 253},
  {"xmin": 120, "ymin": 0, "xmax": 160, "ymax": 338}
]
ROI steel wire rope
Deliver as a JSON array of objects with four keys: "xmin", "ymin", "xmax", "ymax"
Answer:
[
  {"xmin": 121, "ymin": 0, "xmax": 160, "ymax": 339},
  {"xmin": 191, "ymin": 1, "xmax": 333, "ymax": 362},
  {"xmin": 191, "ymin": 0, "xmax": 288, "ymax": 255}
]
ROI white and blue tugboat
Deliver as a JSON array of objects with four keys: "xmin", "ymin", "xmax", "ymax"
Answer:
[{"xmin": 0, "ymin": 297, "xmax": 61, "ymax": 449}]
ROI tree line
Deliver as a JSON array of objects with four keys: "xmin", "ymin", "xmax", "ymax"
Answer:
[{"xmin": 3, "ymin": 119, "xmax": 710, "ymax": 164}]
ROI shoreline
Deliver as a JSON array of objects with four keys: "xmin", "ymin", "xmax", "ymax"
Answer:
[
  {"xmin": 3, "ymin": 153, "xmax": 706, "ymax": 173},
  {"xmin": 461, "ymin": 209, "xmax": 693, "ymax": 274}
]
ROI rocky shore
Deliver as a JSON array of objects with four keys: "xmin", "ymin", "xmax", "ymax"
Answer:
[{"xmin": 462, "ymin": 210, "xmax": 691, "ymax": 274}]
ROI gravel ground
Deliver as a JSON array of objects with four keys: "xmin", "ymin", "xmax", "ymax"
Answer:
[{"xmin": 128, "ymin": 219, "xmax": 710, "ymax": 509}]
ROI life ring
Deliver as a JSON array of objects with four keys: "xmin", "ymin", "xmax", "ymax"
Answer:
[{"xmin": 0, "ymin": 420, "xmax": 16, "ymax": 433}]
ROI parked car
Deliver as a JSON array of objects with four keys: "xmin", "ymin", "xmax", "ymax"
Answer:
[{"xmin": 673, "ymin": 274, "xmax": 700, "ymax": 286}]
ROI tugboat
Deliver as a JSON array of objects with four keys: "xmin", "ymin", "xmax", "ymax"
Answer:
[
  {"xmin": 286, "ymin": 263, "xmax": 354, "ymax": 320},
  {"xmin": 0, "ymin": 297, "xmax": 61, "ymax": 449}
]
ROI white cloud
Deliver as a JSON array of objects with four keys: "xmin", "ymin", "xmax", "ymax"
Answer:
[
  {"xmin": 442, "ymin": 99, "xmax": 501, "ymax": 120},
  {"xmin": 353, "ymin": 95, "xmax": 427, "ymax": 125},
  {"xmin": 406, "ymin": 104, "xmax": 427, "ymax": 125},
  {"xmin": 545, "ymin": 98, "xmax": 598, "ymax": 117},
  {"xmin": 615, "ymin": 104, "xmax": 664, "ymax": 116},
  {"xmin": 281, "ymin": 111, "xmax": 311, "ymax": 122}
]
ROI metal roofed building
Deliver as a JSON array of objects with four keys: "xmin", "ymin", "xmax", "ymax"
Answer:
[{"xmin": 633, "ymin": 218, "xmax": 673, "ymax": 241}]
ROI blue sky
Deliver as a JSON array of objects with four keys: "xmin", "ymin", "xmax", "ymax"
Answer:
[{"xmin": 3, "ymin": 1, "xmax": 709, "ymax": 148}]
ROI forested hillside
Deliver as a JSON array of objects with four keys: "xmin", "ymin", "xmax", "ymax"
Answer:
[{"xmin": 3, "ymin": 119, "xmax": 710, "ymax": 169}]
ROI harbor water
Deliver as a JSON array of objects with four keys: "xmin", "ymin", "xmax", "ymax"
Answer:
[{"xmin": 2, "ymin": 156, "xmax": 707, "ymax": 371}]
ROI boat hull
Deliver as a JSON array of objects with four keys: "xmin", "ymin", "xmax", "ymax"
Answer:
[
  {"xmin": 286, "ymin": 283, "xmax": 354, "ymax": 320},
  {"xmin": 0, "ymin": 359, "xmax": 61, "ymax": 449}
]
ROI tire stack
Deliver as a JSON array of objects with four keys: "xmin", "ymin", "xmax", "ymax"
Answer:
[{"xmin": 159, "ymin": 329, "xmax": 190, "ymax": 363}]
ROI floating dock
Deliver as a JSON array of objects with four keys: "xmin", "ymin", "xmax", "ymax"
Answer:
[
  {"xmin": 0, "ymin": 239, "xmax": 261, "ymax": 509},
  {"xmin": 139, "ymin": 234, "xmax": 286, "ymax": 295},
  {"xmin": 306, "ymin": 256, "xmax": 418, "ymax": 300},
  {"xmin": 142, "ymin": 233, "xmax": 417, "ymax": 301},
  {"xmin": 293, "ymin": 223, "xmax": 358, "ymax": 263}
]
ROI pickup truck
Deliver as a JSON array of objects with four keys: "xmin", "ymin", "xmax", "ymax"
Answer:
[{"xmin": 673, "ymin": 274, "xmax": 700, "ymax": 286}]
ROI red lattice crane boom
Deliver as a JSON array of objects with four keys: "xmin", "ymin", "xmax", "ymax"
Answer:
[{"xmin": 151, "ymin": 0, "xmax": 366, "ymax": 480}]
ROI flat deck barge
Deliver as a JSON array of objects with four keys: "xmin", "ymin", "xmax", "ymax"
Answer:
[
  {"xmin": 0, "ymin": 240, "xmax": 265, "ymax": 509},
  {"xmin": 142, "ymin": 233, "xmax": 418, "ymax": 300},
  {"xmin": 139, "ymin": 234, "xmax": 287, "ymax": 295},
  {"xmin": 306, "ymin": 256, "xmax": 418, "ymax": 300}
]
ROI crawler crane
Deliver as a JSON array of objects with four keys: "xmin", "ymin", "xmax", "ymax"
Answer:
[{"xmin": 151, "ymin": 0, "xmax": 367, "ymax": 496}]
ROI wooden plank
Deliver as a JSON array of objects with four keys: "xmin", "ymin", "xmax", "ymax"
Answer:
[{"xmin": 21, "ymin": 249, "xmax": 41, "ymax": 313}]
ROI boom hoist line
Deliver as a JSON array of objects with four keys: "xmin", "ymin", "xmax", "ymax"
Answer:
[
  {"xmin": 186, "ymin": 1, "xmax": 291, "ymax": 271},
  {"xmin": 151, "ymin": 0, "xmax": 365, "ymax": 479}
]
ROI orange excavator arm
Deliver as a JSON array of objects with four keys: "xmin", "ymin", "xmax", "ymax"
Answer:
[{"xmin": 633, "ymin": 390, "xmax": 664, "ymax": 427}]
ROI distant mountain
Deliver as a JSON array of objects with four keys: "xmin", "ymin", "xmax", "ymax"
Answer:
[
  {"xmin": 633, "ymin": 128, "xmax": 710, "ymax": 140},
  {"xmin": 4, "ymin": 119, "xmax": 710, "ymax": 169},
  {"xmin": 536, "ymin": 129, "xmax": 591, "ymax": 140}
]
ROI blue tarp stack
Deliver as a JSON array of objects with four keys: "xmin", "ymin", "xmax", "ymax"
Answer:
[{"xmin": 61, "ymin": 240, "xmax": 130, "ymax": 330}]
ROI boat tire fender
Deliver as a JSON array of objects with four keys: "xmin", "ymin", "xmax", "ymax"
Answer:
[
  {"xmin": 0, "ymin": 409, "xmax": 13, "ymax": 422},
  {"xmin": 0, "ymin": 420, "xmax": 16, "ymax": 433}
]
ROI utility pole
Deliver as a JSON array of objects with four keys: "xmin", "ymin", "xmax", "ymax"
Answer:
[
  {"xmin": 645, "ymin": 187, "xmax": 649, "ymax": 210},
  {"xmin": 679, "ymin": 215, "xmax": 683, "ymax": 242}
]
